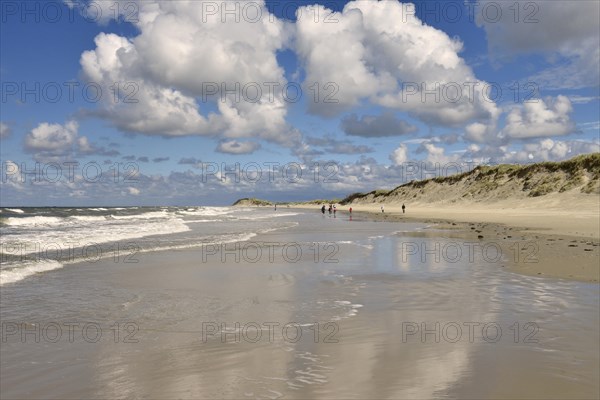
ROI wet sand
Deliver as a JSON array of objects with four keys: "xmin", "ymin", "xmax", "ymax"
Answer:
[
  {"xmin": 290, "ymin": 204, "xmax": 600, "ymax": 282},
  {"xmin": 1, "ymin": 212, "xmax": 599, "ymax": 399}
]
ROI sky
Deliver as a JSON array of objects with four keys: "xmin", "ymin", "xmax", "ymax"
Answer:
[{"xmin": 1, "ymin": 0, "xmax": 599, "ymax": 206}]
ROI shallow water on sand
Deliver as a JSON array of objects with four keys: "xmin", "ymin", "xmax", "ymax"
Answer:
[{"xmin": 1, "ymin": 209, "xmax": 598, "ymax": 399}]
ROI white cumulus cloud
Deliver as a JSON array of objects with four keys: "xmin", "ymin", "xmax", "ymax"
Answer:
[
  {"xmin": 79, "ymin": 1, "xmax": 295, "ymax": 145},
  {"xmin": 500, "ymin": 95, "xmax": 576, "ymax": 139},
  {"xmin": 25, "ymin": 121, "xmax": 79, "ymax": 155},
  {"xmin": 295, "ymin": 0, "xmax": 500, "ymax": 128},
  {"xmin": 390, "ymin": 144, "xmax": 409, "ymax": 165}
]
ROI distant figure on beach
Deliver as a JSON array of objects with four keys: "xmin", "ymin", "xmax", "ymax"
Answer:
[
  {"xmin": 402, "ymin": 203, "xmax": 405, "ymax": 214},
  {"xmin": 328, "ymin": 205, "xmax": 332, "ymax": 214},
  {"xmin": 274, "ymin": 204, "xmax": 277, "ymax": 211},
  {"xmin": 321, "ymin": 205, "xmax": 326, "ymax": 214},
  {"xmin": 333, "ymin": 205, "xmax": 337, "ymax": 215},
  {"xmin": 381, "ymin": 205, "xmax": 384, "ymax": 213},
  {"xmin": 349, "ymin": 207, "xmax": 352, "ymax": 214}
]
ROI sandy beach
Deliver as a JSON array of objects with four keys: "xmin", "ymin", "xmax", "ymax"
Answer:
[
  {"xmin": 2, "ymin": 0, "xmax": 599, "ymax": 397},
  {"xmin": 290, "ymin": 196, "xmax": 600, "ymax": 282},
  {"xmin": 1, "ymin": 208, "xmax": 599, "ymax": 399}
]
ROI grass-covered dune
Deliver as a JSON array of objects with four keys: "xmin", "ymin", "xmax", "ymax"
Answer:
[
  {"xmin": 339, "ymin": 153, "xmax": 600, "ymax": 206},
  {"xmin": 231, "ymin": 198, "xmax": 273, "ymax": 206},
  {"xmin": 232, "ymin": 153, "xmax": 600, "ymax": 207}
]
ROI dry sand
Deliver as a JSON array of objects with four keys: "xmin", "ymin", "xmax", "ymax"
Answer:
[{"xmin": 289, "ymin": 194, "xmax": 600, "ymax": 282}]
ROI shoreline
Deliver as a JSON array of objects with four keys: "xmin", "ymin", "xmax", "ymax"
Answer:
[
  {"xmin": 284, "ymin": 204, "xmax": 600, "ymax": 282},
  {"xmin": 2, "ymin": 206, "xmax": 599, "ymax": 399}
]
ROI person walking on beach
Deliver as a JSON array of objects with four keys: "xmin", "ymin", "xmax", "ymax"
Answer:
[
  {"xmin": 274, "ymin": 204, "xmax": 277, "ymax": 211},
  {"xmin": 402, "ymin": 203, "xmax": 405, "ymax": 214},
  {"xmin": 381, "ymin": 205, "xmax": 384, "ymax": 213},
  {"xmin": 333, "ymin": 205, "xmax": 337, "ymax": 215},
  {"xmin": 321, "ymin": 205, "xmax": 326, "ymax": 214},
  {"xmin": 349, "ymin": 207, "xmax": 352, "ymax": 214},
  {"xmin": 328, "ymin": 205, "xmax": 332, "ymax": 214}
]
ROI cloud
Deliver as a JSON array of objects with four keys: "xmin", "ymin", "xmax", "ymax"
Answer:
[
  {"xmin": 324, "ymin": 143, "xmax": 373, "ymax": 155},
  {"xmin": 464, "ymin": 122, "xmax": 492, "ymax": 143},
  {"xmin": 1, "ymin": 160, "xmax": 23, "ymax": 190},
  {"xmin": 428, "ymin": 133, "xmax": 461, "ymax": 146},
  {"xmin": 6, "ymin": 143, "xmax": 598, "ymax": 206},
  {"xmin": 122, "ymin": 155, "xmax": 136, "ymax": 161},
  {"xmin": 153, "ymin": 157, "xmax": 170, "ymax": 163},
  {"xmin": 76, "ymin": 136, "xmax": 121, "ymax": 157},
  {"xmin": 23, "ymin": 120, "xmax": 120, "ymax": 159},
  {"xmin": 77, "ymin": 136, "xmax": 94, "ymax": 154},
  {"xmin": 216, "ymin": 140, "xmax": 261, "ymax": 155},
  {"xmin": 0, "ymin": 122, "xmax": 10, "ymax": 139},
  {"xmin": 24, "ymin": 120, "xmax": 79, "ymax": 155},
  {"xmin": 417, "ymin": 142, "xmax": 460, "ymax": 165},
  {"xmin": 341, "ymin": 112, "xmax": 417, "ymax": 137},
  {"xmin": 500, "ymin": 95, "xmax": 576, "ymax": 139},
  {"xmin": 79, "ymin": 1, "xmax": 296, "ymax": 145},
  {"xmin": 567, "ymin": 95, "xmax": 600, "ymax": 105},
  {"xmin": 476, "ymin": 0, "xmax": 600, "ymax": 89},
  {"xmin": 578, "ymin": 121, "xmax": 600, "ymax": 132},
  {"xmin": 291, "ymin": 141, "xmax": 325, "ymax": 161},
  {"xmin": 137, "ymin": 156, "xmax": 149, "ymax": 163},
  {"xmin": 295, "ymin": 1, "xmax": 500, "ymax": 128},
  {"xmin": 463, "ymin": 138, "xmax": 600, "ymax": 164},
  {"xmin": 390, "ymin": 144, "xmax": 409, "ymax": 165},
  {"xmin": 178, "ymin": 157, "xmax": 200, "ymax": 165},
  {"xmin": 304, "ymin": 135, "xmax": 373, "ymax": 155}
]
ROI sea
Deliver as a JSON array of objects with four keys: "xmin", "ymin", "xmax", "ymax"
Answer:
[{"xmin": 0, "ymin": 206, "xmax": 297, "ymax": 286}]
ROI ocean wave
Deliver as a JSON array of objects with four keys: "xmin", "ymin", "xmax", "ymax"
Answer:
[
  {"xmin": 0, "ymin": 260, "xmax": 63, "ymax": 286},
  {"xmin": 1, "ymin": 218, "xmax": 192, "ymax": 255},
  {"xmin": 5, "ymin": 208, "xmax": 25, "ymax": 214},
  {"xmin": 3, "ymin": 216, "xmax": 63, "ymax": 226},
  {"xmin": 69, "ymin": 215, "xmax": 108, "ymax": 222},
  {"xmin": 109, "ymin": 211, "xmax": 169, "ymax": 220},
  {"xmin": 1, "ymin": 208, "xmax": 301, "ymax": 285},
  {"xmin": 177, "ymin": 207, "xmax": 232, "ymax": 216}
]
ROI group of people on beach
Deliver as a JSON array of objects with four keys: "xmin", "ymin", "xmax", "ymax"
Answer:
[
  {"xmin": 321, "ymin": 204, "xmax": 339, "ymax": 215},
  {"xmin": 321, "ymin": 203, "xmax": 406, "ymax": 215}
]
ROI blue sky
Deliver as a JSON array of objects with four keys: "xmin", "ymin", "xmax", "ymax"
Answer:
[{"xmin": 1, "ymin": 0, "xmax": 599, "ymax": 206}]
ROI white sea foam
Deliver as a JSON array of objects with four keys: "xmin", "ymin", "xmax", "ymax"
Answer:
[
  {"xmin": 69, "ymin": 215, "xmax": 107, "ymax": 222},
  {"xmin": 178, "ymin": 207, "xmax": 232, "ymax": 216},
  {"xmin": 110, "ymin": 211, "xmax": 169, "ymax": 220},
  {"xmin": 1, "ymin": 218, "xmax": 191, "ymax": 255},
  {"xmin": 5, "ymin": 208, "xmax": 25, "ymax": 214},
  {"xmin": 3, "ymin": 216, "xmax": 63, "ymax": 226},
  {"xmin": 331, "ymin": 300, "xmax": 363, "ymax": 320},
  {"xmin": 0, "ymin": 260, "xmax": 63, "ymax": 285},
  {"xmin": 334, "ymin": 300, "xmax": 351, "ymax": 305},
  {"xmin": 333, "ymin": 240, "xmax": 373, "ymax": 250}
]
